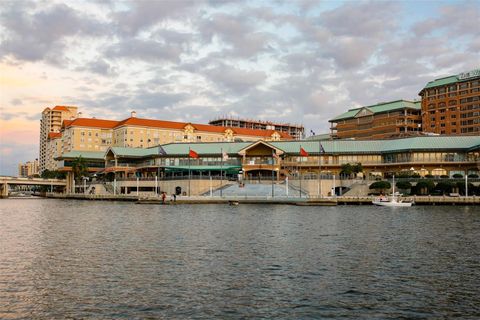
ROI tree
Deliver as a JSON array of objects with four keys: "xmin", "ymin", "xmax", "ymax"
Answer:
[
  {"xmin": 340, "ymin": 163, "xmax": 353, "ymax": 176},
  {"xmin": 71, "ymin": 156, "xmax": 89, "ymax": 182},
  {"xmin": 434, "ymin": 181, "xmax": 454, "ymax": 195},
  {"xmin": 414, "ymin": 180, "xmax": 435, "ymax": 195},
  {"xmin": 396, "ymin": 181, "xmax": 412, "ymax": 190},
  {"xmin": 353, "ymin": 163, "xmax": 363, "ymax": 175},
  {"xmin": 369, "ymin": 181, "xmax": 391, "ymax": 193},
  {"xmin": 41, "ymin": 170, "xmax": 66, "ymax": 179}
]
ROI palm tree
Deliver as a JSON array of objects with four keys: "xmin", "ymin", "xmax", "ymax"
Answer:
[{"xmin": 71, "ymin": 156, "xmax": 88, "ymax": 183}]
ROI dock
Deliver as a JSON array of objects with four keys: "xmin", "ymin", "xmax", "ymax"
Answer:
[{"xmin": 43, "ymin": 193, "xmax": 480, "ymax": 206}]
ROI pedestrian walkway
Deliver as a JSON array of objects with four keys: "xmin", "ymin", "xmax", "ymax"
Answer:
[{"xmin": 212, "ymin": 182, "xmax": 304, "ymax": 197}]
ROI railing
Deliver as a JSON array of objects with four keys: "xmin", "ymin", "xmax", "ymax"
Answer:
[{"xmin": 112, "ymin": 175, "xmax": 232, "ymax": 182}]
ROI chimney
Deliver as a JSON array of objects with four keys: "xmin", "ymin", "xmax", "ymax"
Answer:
[{"xmin": 131, "ymin": 111, "xmax": 137, "ymax": 118}]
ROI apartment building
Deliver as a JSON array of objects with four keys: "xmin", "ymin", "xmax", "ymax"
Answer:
[
  {"xmin": 39, "ymin": 106, "xmax": 78, "ymax": 172},
  {"xmin": 329, "ymin": 100, "xmax": 422, "ymax": 139},
  {"xmin": 209, "ymin": 116, "xmax": 304, "ymax": 140},
  {"xmin": 18, "ymin": 159, "xmax": 39, "ymax": 177},
  {"xmin": 419, "ymin": 68, "xmax": 480, "ymax": 135}
]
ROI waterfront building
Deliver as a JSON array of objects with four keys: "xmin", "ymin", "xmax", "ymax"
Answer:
[
  {"xmin": 59, "ymin": 111, "xmax": 293, "ymax": 155},
  {"xmin": 419, "ymin": 68, "xmax": 480, "ymax": 135},
  {"xmin": 39, "ymin": 106, "xmax": 78, "ymax": 172},
  {"xmin": 209, "ymin": 116, "xmax": 304, "ymax": 140},
  {"xmin": 18, "ymin": 159, "xmax": 39, "ymax": 177},
  {"xmin": 329, "ymin": 100, "xmax": 422, "ymax": 139},
  {"xmin": 58, "ymin": 136, "xmax": 480, "ymax": 188}
]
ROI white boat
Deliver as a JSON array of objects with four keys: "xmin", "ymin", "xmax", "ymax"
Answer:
[{"xmin": 372, "ymin": 176, "xmax": 412, "ymax": 207}]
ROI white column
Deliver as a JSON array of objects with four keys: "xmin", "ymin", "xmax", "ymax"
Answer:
[
  {"xmin": 113, "ymin": 178, "xmax": 116, "ymax": 195},
  {"xmin": 155, "ymin": 175, "xmax": 158, "ymax": 196},
  {"xmin": 286, "ymin": 176, "xmax": 289, "ymax": 197},
  {"xmin": 210, "ymin": 176, "xmax": 213, "ymax": 197},
  {"xmin": 136, "ymin": 177, "xmax": 139, "ymax": 196},
  {"xmin": 465, "ymin": 174, "xmax": 468, "ymax": 197}
]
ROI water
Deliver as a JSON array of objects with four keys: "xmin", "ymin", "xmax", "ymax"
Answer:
[{"xmin": 1, "ymin": 199, "xmax": 479, "ymax": 319}]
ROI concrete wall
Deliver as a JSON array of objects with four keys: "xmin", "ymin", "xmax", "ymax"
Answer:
[{"xmin": 103, "ymin": 179, "xmax": 232, "ymax": 196}]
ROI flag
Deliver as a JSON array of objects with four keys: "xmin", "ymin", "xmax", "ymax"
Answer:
[
  {"xmin": 319, "ymin": 143, "xmax": 325, "ymax": 154},
  {"xmin": 300, "ymin": 147, "xmax": 309, "ymax": 157},
  {"xmin": 189, "ymin": 149, "xmax": 199, "ymax": 158},
  {"xmin": 222, "ymin": 151, "xmax": 229, "ymax": 161},
  {"xmin": 272, "ymin": 150, "xmax": 280, "ymax": 160}
]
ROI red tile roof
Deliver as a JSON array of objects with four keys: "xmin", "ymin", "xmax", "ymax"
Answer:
[
  {"xmin": 116, "ymin": 117, "xmax": 186, "ymax": 130},
  {"xmin": 52, "ymin": 106, "xmax": 75, "ymax": 112},
  {"xmin": 61, "ymin": 116, "xmax": 293, "ymax": 139},
  {"xmin": 64, "ymin": 118, "xmax": 119, "ymax": 129},
  {"xmin": 48, "ymin": 132, "xmax": 62, "ymax": 139}
]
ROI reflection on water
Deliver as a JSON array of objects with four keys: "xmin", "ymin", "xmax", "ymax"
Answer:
[{"xmin": 0, "ymin": 199, "xmax": 479, "ymax": 319}]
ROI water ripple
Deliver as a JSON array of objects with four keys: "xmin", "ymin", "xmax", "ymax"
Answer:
[{"xmin": 0, "ymin": 199, "xmax": 479, "ymax": 319}]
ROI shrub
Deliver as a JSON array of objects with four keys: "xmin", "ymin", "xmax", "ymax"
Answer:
[
  {"xmin": 434, "ymin": 181, "xmax": 454, "ymax": 194},
  {"xmin": 396, "ymin": 181, "xmax": 412, "ymax": 190},
  {"xmin": 440, "ymin": 175, "xmax": 449, "ymax": 179},
  {"xmin": 425, "ymin": 174, "xmax": 434, "ymax": 178},
  {"xmin": 369, "ymin": 181, "xmax": 391, "ymax": 192},
  {"xmin": 468, "ymin": 174, "xmax": 479, "ymax": 178},
  {"xmin": 415, "ymin": 180, "xmax": 435, "ymax": 195},
  {"xmin": 452, "ymin": 173, "xmax": 463, "ymax": 178}
]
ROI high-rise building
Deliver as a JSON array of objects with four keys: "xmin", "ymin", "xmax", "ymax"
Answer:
[
  {"xmin": 419, "ymin": 68, "xmax": 480, "ymax": 135},
  {"xmin": 209, "ymin": 117, "xmax": 304, "ymax": 140},
  {"xmin": 39, "ymin": 106, "xmax": 77, "ymax": 172},
  {"xmin": 329, "ymin": 100, "xmax": 422, "ymax": 139},
  {"xmin": 18, "ymin": 159, "xmax": 39, "ymax": 177}
]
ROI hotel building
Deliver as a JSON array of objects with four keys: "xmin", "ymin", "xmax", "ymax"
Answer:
[
  {"xmin": 329, "ymin": 100, "xmax": 422, "ymax": 139},
  {"xmin": 209, "ymin": 116, "xmax": 304, "ymax": 140},
  {"xmin": 58, "ymin": 136, "xmax": 480, "ymax": 195},
  {"xmin": 419, "ymin": 68, "xmax": 480, "ymax": 135},
  {"xmin": 39, "ymin": 106, "xmax": 78, "ymax": 172},
  {"xmin": 47, "ymin": 111, "xmax": 293, "ymax": 173}
]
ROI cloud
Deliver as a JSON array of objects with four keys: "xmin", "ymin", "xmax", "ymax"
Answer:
[{"xmin": 0, "ymin": 2, "xmax": 107, "ymax": 63}]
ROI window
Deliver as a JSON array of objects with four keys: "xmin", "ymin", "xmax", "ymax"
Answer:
[
  {"xmin": 448, "ymin": 85, "xmax": 456, "ymax": 91},
  {"xmin": 459, "ymin": 83, "xmax": 468, "ymax": 89}
]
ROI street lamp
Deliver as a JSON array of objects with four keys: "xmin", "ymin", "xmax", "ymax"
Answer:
[{"xmin": 83, "ymin": 176, "xmax": 89, "ymax": 195}]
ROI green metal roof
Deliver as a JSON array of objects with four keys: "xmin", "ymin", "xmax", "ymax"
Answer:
[
  {"xmin": 108, "ymin": 147, "xmax": 158, "ymax": 158},
  {"xmin": 305, "ymin": 133, "xmax": 332, "ymax": 140},
  {"xmin": 423, "ymin": 75, "xmax": 458, "ymax": 89},
  {"xmin": 95, "ymin": 136, "xmax": 480, "ymax": 160},
  {"xmin": 160, "ymin": 142, "xmax": 252, "ymax": 155},
  {"xmin": 59, "ymin": 151, "xmax": 105, "ymax": 160},
  {"xmin": 272, "ymin": 136, "xmax": 480, "ymax": 154},
  {"xmin": 422, "ymin": 68, "xmax": 480, "ymax": 90},
  {"xmin": 329, "ymin": 100, "xmax": 420, "ymax": 122}
]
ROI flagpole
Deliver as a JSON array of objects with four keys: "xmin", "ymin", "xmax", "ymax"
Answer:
[
  {"xmin": 299, "ymin": 145, "xmax": 302, "ymax": 198},
  {"xmin": 271, "ymin": 151, "xmax": 274, "ymax": 198},
  {"xmin": 188, "ymin": 147, "xmax": 191, "ymax": 197},
  {"xmin": 318, "ymin": 140, "xmax": 321, "ymax": 198},
  {"xmin": 220, "ymin": 148, "xmax": 223, "ymax": 197}
]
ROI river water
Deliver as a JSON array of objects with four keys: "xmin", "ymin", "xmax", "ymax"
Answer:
[{"xmin": 0, "ymin": 199, "xmax": 479, "ymax": 319}]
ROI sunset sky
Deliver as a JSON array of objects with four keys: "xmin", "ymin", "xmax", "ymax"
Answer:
[{"xmin": 0, "ymin": 0, "xmax": 479, "ymax": 175}]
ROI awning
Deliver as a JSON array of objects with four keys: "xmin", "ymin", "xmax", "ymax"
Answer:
[{"xmin": 164, "ymin": 165, "xmax": 241, "ymax": 173}]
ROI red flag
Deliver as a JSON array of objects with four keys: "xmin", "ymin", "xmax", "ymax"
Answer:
[
  {"xmin": 299, "ymin": 147, "xmax": 309, "ymax": 157},
  {"xmin": 189, "ymin": 149, "xmax": 199, "ymax": 158}
]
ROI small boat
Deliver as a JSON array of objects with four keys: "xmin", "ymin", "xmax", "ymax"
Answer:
[
  {"xmin": 229, "ymin": 200, "xmax": 239, "ymax": 206},
  {"xmin": 372, "ymin": 175, "xmax": 412, "ymax": 207}
]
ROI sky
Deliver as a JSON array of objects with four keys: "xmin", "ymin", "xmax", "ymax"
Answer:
[{"xmin": 0, "ymin": 0, "xmax": 479, "ymax": 175}]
